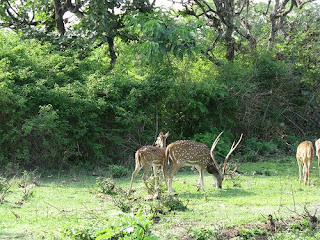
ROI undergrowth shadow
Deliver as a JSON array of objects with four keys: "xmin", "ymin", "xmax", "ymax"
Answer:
[{"xmin": 176, "ymin": 188, "xmax": 255, "ymax": 200}]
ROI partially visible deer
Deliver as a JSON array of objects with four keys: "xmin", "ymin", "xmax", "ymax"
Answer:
[
  {"xmin": 166, "ymin": 132, "xmax": 243, "ymax": 193},
  {"xmin": 315, "ymin": 139, "xmax": 320, "ymax": 174},
  {"xmin": 296, "ymin": 141, "xmax": 314, "ymax": 185},
  {"xmin": 128, "ymin": 132, "xmax": 169, "ymax": 195}
]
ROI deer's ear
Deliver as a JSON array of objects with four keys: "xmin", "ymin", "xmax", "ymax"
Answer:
[
  {"xmin": 164, "ymin": 132, "xmax": 169, "ymax": 138},
  {"xmin": 206, "ymin": 164, "xmax": 219, "ymax": 174}
]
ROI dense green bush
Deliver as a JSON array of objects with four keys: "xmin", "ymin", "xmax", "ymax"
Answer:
[{"xmin": 0, "ymin": 31, "xmax": 318, "ymax": 169}]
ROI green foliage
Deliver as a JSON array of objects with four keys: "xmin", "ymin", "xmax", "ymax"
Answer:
[
  {"xmin": 112, "ymin": 194, "xmax": 132, "ymax": 213},
  {"xmin": 187, "ymin": 228, "xmax": 216, "ymax": 240},
  {"xmin": 124, "ymin": 10, "xmax": 200, "ymax": 64},
  {"xmin": 242, "ymin": 137, "xmax": 279, "ymax": 162},
  {"xmin": 192, "ymin": 129, "xmax": 236, "ymax": 161},
  {"xmin": 274, "ymin": 218, "xmax": 320, "ymax": 240},
  {"xmin": 0, "ymin": 8, "xmax": 319, "ymax": 171},
  {"xmin": 108, "ymin": 165, "xmax": 130, "ymax": 178},
  {"xmin": 62, "ymin": 210, "xmax": 159, "ymax": 240},
  {"xmin": 161, "ymin": 195, "xmax": 187, "ymax": 212},
  {"xmin": 0, "ymin": 177, "xmax": 11, "ymax": 203},
  {"xmin": 17, "ymin": 170, "xmax": 40, "ymax": 201},
  {"xmin": 96, "ymin": 211, "xmax": 157, "ymax": 240},
  {"xmin": 238, "ymin": 227, "xmax": 267, "ymax": 239},
  {"xmin": 61, "ymin": 221, "xmax": 102, "ymax": 240},
  {"xmin": 95, "ymin": 178, "xmax": 115, "ymax": 195}
]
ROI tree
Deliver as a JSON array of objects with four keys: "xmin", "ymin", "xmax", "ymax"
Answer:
[
  {"xmin": 0, "ymin": 0, "xmax": 156, "ymax": 70},
  {"xmin": 176, "ymin": 0, "xmax": 256, "ymax": 61},
  {"xmin": 53, "ymin": 0, "xmax": 83, "ymax": 35},
  {"xmin": 263, "ymin": 0, "xmax": 316, "ymax": 47}
]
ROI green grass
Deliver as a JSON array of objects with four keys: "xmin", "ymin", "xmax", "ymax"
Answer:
[{"xmin": 0, "ymin": 157, "xmax": 319, "ymax": 239}]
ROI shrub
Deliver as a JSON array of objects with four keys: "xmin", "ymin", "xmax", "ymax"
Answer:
[
  {"xmin": 0, "ymin": 177, "xmax": 11, "ymax": 203},
  {"xmin": 161, "ymin": 195, "xmax": 187, "ymax": 212},
  {"xmin": 187, "ymin": 228, "xmax": 216, "ymax": 240},
  {"xmin": 238, "ymin": 227, "xmax": 267, "ymax": 239},
  {"xmin": 95, "ymin": 177, "xmax": 116, "ymax": 195},
  {"xmin": 61, "ymin": 211, "xmax": 157, "ymax": 240},
  {"xmin": 108, "ymin": 165, "xmax": 129, "ymax": 178}
]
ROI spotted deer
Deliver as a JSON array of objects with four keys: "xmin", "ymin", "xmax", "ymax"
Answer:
[
  {"xmin": 315, "ymin": 139, "xmax": 320, "ymax": 175},
  {"xmin": 296, "ymin": 141, "xmax": 314, "ymax": 185},
  {"xmin": 128, "ymin": 132, "xmax": 169, "ymax": 195},
  {"xmin": 166, "ymin": 132, "xmax": 243, "ymax": 193}
]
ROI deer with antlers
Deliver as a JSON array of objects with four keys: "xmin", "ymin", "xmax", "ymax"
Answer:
[
  {"xmin": 296, "ymin": 141, "xmax": 314, "ymax": 185},
  {"xmin": 315, "ymin": 139, "xmax": 320, "ymax": 175},
  {"xmin": 128, "ymin": 132, "xmax": 169, "ymax": 195},
  {"xmin": 165, "ymin": 132, "xmax": 243, "ymax": 193}
]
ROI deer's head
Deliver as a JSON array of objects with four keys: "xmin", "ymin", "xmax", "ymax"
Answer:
[
  {"xmin": 155, "ymin": 131, "xmax": 169, "ymax": 148},
  {"xmin": 207, "ymin": 132, "xmax": 243, "ymax": 189}
]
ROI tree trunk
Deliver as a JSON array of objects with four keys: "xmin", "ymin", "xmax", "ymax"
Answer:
[
  {"xmin": 268, "ymin": 0, "xmax": 280, "ymax": 48},
  {"xmin": 107, "ymin": 36, "xmax": 117, "ymax": 70},
  {"xmin": 225, "ymin": 0, "xmax": 235, "ymax": 61},
  {"xmin": 53, "ymin": 0, "xmax": 66, "ymax": 35},
  {"xmin": 225, "ymin": 27, "xmax": 235, "ymax": 61}
]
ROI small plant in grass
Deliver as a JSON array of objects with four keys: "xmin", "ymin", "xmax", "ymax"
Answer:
[
  {"xmin": 238, "ymin": 227, "xmax": 267, "ymax": 239},
  {"xmin": 0, "ymin": 177, "xmax": 13, "ymax": 203},
  {"xmin": 62, "ymin": 225, "xmax": 96, "ymax": 240},
  {"xmin": 96, "ymin": 210, "xmax": 158, "ymax": 240},
  {"xmin": 108, "ymin": 165, "xmax": 129, "ymax": 178},
  {"xmin": 18, "ymin": 170, "xmax": 41, "ymax": 187},
  {"xmin": 161, "ymin": 195, "xmax": 188, "ymax": 211},
  {"xmin": 228, "ymin": 173, "xmax": 242, "ymax": 188},
  {"xmin": 252, "ymin": 169, "xmax": 272, "ymax": 176},
  {"xmin": 145, "ymin": 175, "xmax": 167, "ymax": 196},
  {"xmin": 187, "ymin": 228, "xmax": 217, "ymax": 240},
  {"xmin": 21, "ymin": 184, "xmax": 35, "ymax": 201},
  {"xmin": 61, "ymin": 210, "xmax": 157, "ymax": 240},
  {"xmin": 96, "ymin": 177, "xmax": 116, "ymax": 195},
  {"xmin": 112, "ymin": 194, "xmax": 132, "ymax": 213},
  {"xmin": 61, "ymin": 220, "xmax": 104, "ymax": 240},
  {"xmin": 14, "ymin": 170, "xmax": 40, "ymax": 202}
]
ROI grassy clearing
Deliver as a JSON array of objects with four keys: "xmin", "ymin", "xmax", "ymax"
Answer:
[{"xmin": 0, "ymin": 157, "xmax": 319, "ymax": 239}]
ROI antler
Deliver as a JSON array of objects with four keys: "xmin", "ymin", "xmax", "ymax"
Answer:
[
  {"xmin": 222, "ymin": 134, "xmax": 243, "ymax": 175},
  {"xmin": 210, "ymin": 131, "xmax": 224, "ymax": 171}
]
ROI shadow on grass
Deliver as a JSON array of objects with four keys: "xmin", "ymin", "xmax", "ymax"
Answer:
[{"xmin": 174, "ymin": 187, "xmax": 255, "ymax": 200}]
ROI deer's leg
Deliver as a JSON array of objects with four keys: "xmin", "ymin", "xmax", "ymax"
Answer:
[
  {"xmin": 168, "ymin": 163, "xmax": 182, "ymax": 194},
  {"xmin": 303, "ymin": 165, "xmax": 307, "ymax": 185},
  {"xmin": 162, "ymin": 161, "xmax": 168, "ymax": 189},
  {"xmin": 128, "ymin": 164, "xmax": 143, "ymax": 194},
  {"xmin": 143, "ymin": 164, "xmax": 153, "ymax": 194},
  {"xmin": 297, "ymin": 160, "xmax": 302, "ymax": 184},
  {"xmin": 153, "ymin": 165, "xmax": 159, "ymax": 190},
  {"xmin": 195, "ymin": 166, "xmax": 205, "ymax": 191},
  {"xmin": 307, "ymin": 160, "xmax": 312, "ymax": 186}
]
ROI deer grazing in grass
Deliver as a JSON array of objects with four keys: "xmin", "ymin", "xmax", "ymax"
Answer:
[
  {"xmin": 165, "ymin": 132, "xmax": 243, "ymax": 193},
  {"xmin": 315, "ymin": 139, "xmax": 320, "ymax": 175},
  {"xmin": 296, "ymin": 141, "xmax": 314, "ymax": 185},
  {"xmin": 128, "ymin": 132, "xmax": 169, "ymax": 195}
]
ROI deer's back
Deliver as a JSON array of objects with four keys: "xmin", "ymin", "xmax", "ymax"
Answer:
[
  {"xmin": 296, "ymin": 141, "xmax": 314, "ymax": 163},
  {"xmin": 166, "ymin": 140, "xmax": 212, "ymax": 165},
  {"xmin": 136, "ymin": 146, "xmax": 165, "ymax": 165}
]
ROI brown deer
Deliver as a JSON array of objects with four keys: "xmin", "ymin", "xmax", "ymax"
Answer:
[
  {"xmin": 128, "ymin": 132, "xmax": 169, "ymax": 195},
  {"xmin": 315, "ymin": 139, "xmax": 320, "ymax": 174},
  {"xmin": 166, "ymin": 132, "xmax": 243, "ymax": 193},
  {"xmin": 296, "ymin": 141, "xmax": 314, "ymax": 185}
]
